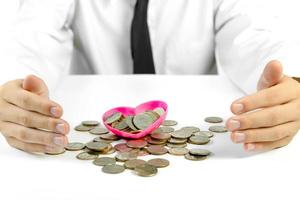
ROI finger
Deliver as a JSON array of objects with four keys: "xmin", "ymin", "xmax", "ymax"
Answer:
[
  {"xmin": 1, "ymin": 81, "xmax": 63, "ymax": 118},
  {"xmin": 243, "ymin": 136, "xmax": 293, "ymax": 152},
  {"xmin": 0, "ymin": 121, "xmax": 68, "ymax": 147},
  {"xmin": 22, "ymin": 75, "xmax": 49, "ymax": 98},
  {"xmin": 0, "ymin": 101, "xmax": 69, "ymax": 134},
  {"xmin": 227, "ymin": 99, "xmax": 300, "ymax": 131},
  {"xmin": 6, "ymin": 137, "xmax": 47, "ymax": 153},
  {"xmin": 231, "ymin": 120, "xmax": 300, "ymax": 143},
  {"xmin": 257, "ymin": 60, "xmax": 283, "ymax": 91},
  {"xmin": 231, "ymin": 77, "xmax": 300, "ymax": 114}
]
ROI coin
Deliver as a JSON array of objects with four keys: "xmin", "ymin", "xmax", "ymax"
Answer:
[
  {"xmin": 204, "ymin": 117, "xmax": 223, "ymax": 123},
  {"xmin": 89, "ymin": 127, "xmax": 109, "ymax": 135},
  {"xmin": 146, "ymin": 137, "xmax": 168, "ymax": 145},
  {"xmin": 147, "ymin": 158, "xmax": 170, "ymax": 168},
  {"xmin": 133, "ymin": 113, "xmax": 155, "ymax": 130},
  {"xmin": 171, "ymin": 129, "xmax": 192, "ymax": 139},
  {"xmin": 180, "ymin": 126, "xmax": 200, "ymax": 133},
  {"xmin": 168, "ymin": 147, "xmax": 189, "ymax": 156},
  {"xmin": 134, "ymin": 164, "xmax": 158, "ymax": 177},
  {"xmin": 188, "ymin": 135, "xmax": 210, "ymax": 145},
  {"xmin": 65, "ymin": 142, "xmax": 86, "ymax": 151},
  {"xmin": 115, "ymin": 152, "xmax": 138, "ymax": 162},
  {"xmin": 82, "ymin": 120, "xmax": 100, "ymax": 126},
  {"xmin": 102, "ymin": 164, "xmax": 125, "ymax": 174},
  {"xmin": 76, "ymin": 152, "xmax": 98, "ymax": 160},
  {"xmin": 127, "ymin": 139, "xmax": 148, "ymax": 149},
  {"xmin": 150, "ymin": 132, "xmax": 171, "ymax": 141},
  {"xmin": 153, "ymin": 107, "xmax": 165, "ymax": 116},
  {"xmin": 168, "ymin": 137, "xmax": 187, "ymax": 144},
  {"xmin": 184, "ymin": 153, "xmax": 207, "ymax": 161},
  {"xmin": 146, "ymin": 145, "xmax": 168, "ymax": 155},
  {"xmin": 46, "ymin": 149, "xmax": 66, "ymax": 155},
  {"xmin": 193, "ymin": 131, "xmax": 214, "ymax": 138},
  {"xmin": 162, "ymin": 120, "xmax": 178, "ymax": 126},
  {"xmin": 100, "ymin": 133, "xmax": 120, "ymax": 141},
  {"xmin": 105, "ymin": 112, "xmax": 122, "ymax": 124},
  {"xmin": 153, "ymin": 126, "xmax": 175, "ymax": 134},
  {"xmin": 124, "ymin": 159, "xmax": 147, "ymax": 169},
  {"xmin": 93, "ymin": 157, "xmax": 116, "ymax": 166},
  {"xmin": 112, "ymin": 119, "xmax": 128, "ymax": 130},
  {"xmin": 166, "ymin": 143, "xmax": 187, "ymax": 148},
  {"xmin": 136, "ymin": 148, "xmax": 150, "ymax": 156},
  {"xmin": 74, "ymin": 125, "xmax": 94, "ymax": 132},
  {"xmin": 93, "ymin": 137, "xmax": 113, "ymax": 143},
  {"xmin": 114, "ymin": 143, "xmax": 133, "ymax": 152},
  {"xmin": 189, "ymin": 149, "xmax": 211, "ymax": 156},
  {"xmin": 86, "ymin": 141, "xmax": 109, "ymax": 152},
  {"xmin": 208, "ymin": 125, "xmax": 228, "ymax": 133},
  {"xmin": 125, "ymin": 116, "xmax": 139, "ymax": 131}
]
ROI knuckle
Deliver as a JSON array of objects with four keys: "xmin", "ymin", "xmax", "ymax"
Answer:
[
  {"xmin": 18, "ymin": 113, "xmax": 31, "ymax": 127},
  {"xmin": 20, "ymin": 93, "xmax": 31, "ymax": 107},
  {"xmin": 44, "ymin": 118, "xmax": 56, "ymax": 130},
  {"xmin": 269, "ymin": 111, "xmax": 279, "ymax": 125},
  {"xmin": 18, "ymin": 128, "xmax": 29, "ymax": 142}
]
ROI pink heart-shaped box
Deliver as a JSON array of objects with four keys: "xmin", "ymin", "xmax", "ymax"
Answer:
[{"xmin": 102, "ymin": 100, "xmax": 168, "ymax": 139}]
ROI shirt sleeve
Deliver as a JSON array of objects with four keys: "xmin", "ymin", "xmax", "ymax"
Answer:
[
  {"xmin": 214, "ymin": 0, "xmax": 300, "ymax": 94},
  {"xmin": 1, "ymin": 0, "xmax": 75, "ymax": 91}
]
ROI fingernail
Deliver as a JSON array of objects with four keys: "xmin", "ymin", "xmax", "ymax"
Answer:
[
  {"xmin": 246, "ymin": 143, "xmax": 256, "ymax": 151},
  {"xmin": 228, "ymin": 119, "xmax": 241, "ymax": 131},
  {"xmin": 234, "ymin": 132, "xmax": 245, "ymax": 143},
  {"xmin": 232, "ymin": 103, "xmax": 244, "ymax": 114},
  {"xmin": 53, "ymin": 136, "xmax": 65, "ymax": 146},
  {"xmin": 56, "ymin": 123, "xmax": 66, "ymax": 134},
  {"xmin": 50, "ymin": 106, "xmax": 60, "ymax": 117}
]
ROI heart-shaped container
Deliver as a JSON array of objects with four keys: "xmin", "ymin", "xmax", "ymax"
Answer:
[{"xmin": 102, "ymin": 100, "xmax": 168, "ymax": 139}]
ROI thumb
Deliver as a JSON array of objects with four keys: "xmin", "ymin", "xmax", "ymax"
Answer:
[
  {"xmin": 257, "ymin": 60, "xmax": 284, "ymax": 91},
  {"xmin": 22, "ymin": 75, "xmax": 49, "ymax": 98}
]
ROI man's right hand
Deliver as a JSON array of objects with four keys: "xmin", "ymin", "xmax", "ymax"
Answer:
[{"xmin": 0, "ymin": 75, "xmax": 69, "ymax": 153}]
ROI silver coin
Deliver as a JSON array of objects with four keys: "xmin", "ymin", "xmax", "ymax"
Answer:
[
  {"xmin": 93, "ymin": 157, "xmax": 116, "ymax": 166},
  {"xmin": 184, "ymin": 153, "xmax": 207, "ymax": 161},
  {"xmin": 193, "ymin": 131, "xmax": 214, "ymax": 138},
  {"xmin": 208, "ymin": 125, "xmax": 228, "ymax": 133},
  {"xmin": 102, "ymin": 164, "xmax": 125, "ymax": 174},
  {"xmin": 162, "ymin": 120, "xmax": 178, "ymax": 126},
  {"xmin": 76, "ymin": 152, "xmax": 98, "ymax": 160},
  {"xmin": 188, "ymin": 135, "xmax": 210, "ymax": 145},
  {"xmin": 65, "ymin": 142, "xmax": 86, "ymax": 151},
  {"xmin": 189, "ymin": 149, "xmax": 211, "ymax": 156},
  {"xmin": 89, "ymin": 127, "xmax": 109, "ymax": 135},
  {"xmin": 204, "ymin": 117, "xmax": 223, "ymax": 123}
]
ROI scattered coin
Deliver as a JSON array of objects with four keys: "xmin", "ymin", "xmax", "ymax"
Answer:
[
  {"xmin": 189, "ymin": 149, "xmax": 211, "ymax": 156},
  {"xmin": 134, "ymin": 164, "xmax": 158, "ymax": 177},
  {"xmin": 147, "ymin": 158, "xmax": 170, "ymax": 168},
  {"xmin": 171, "ymin": 129, "xmax": 193, "ymax": 139},
  {"xmin": 65, "ymin": 142, "xmax": 86, "ymax": 151},
  {"xmin": 152, "ymin": 126, "xmax": 175, "ymax": 134},
  {"xmin": 168, "ymin": 137, "xmax": 187, "ymax": 144},
  {"xmin": 100, "ymin": 133, "xmax": 120, "ymax": 141},
  {"xmin": 82, "ymin": 120, "xmax": 100, "ymax": 126},
  {"xmin": 93, "ymin": 137, "xmax": 113, "ymax": 143},
  {"xmin": 181, "ymin": 126, "xmax": 200, "ymax": 133},
  {"xmin": 74, "ymin": 125, "xmax": 94, "ymax": 132},
  {"xmin": 76, "ymin": 152, "xmax": 98, "ymax": 160},
  {"xmin": 114, "ymin": 143, "xmax": 133, "ymax": 152},
  {"xmin": 46, "ymin": 149, "xmax": 66, "ymax": 155},
  {"xmin": 209, "ymin": 125, "xmax": 228, "ymax": 133},
  {"xmin": 146, "ymin": 145, "xmax": 168, "ymax": 155},
  {"xmin": 168, "ymin": 147, "xmax": 189, "ymax": 156},
  {"xmin": 86, "ymin": 141, "xmax": 109, "ymax": 152},
  {"xmin": 167, "ymin": 143, "xmax": 187, "ymax": 148},
  {"xmin": 89, "ymin": 127, "xmax": 109, "ymax": 135},
  {"xmin": 151, "ymin": 132, "xmax": 171, "ymax": 141},
  {"xmin": 124, "ymin": 159, "xmax": 147, "ymax": 169},
  {"xmin": 162, "ymin": 120, "xmax": 178, "ymax": 126},
  {"xmin": 102, "ymin": 164, "xmax": 125, "ymax": 174},
  {"xmin": 193, "ymin": 131, "xmax": 214, "ymax": 138},
  {"xmin": 146, "ymin": 137, "xmax": 167, "ymax": 145},
  {"xmin": 184, "ymin": 153, "xmax": 207, "ymax": 161},
  {"xmin": 115, "ymin": 152, "xmax": 138, "ymax": 162},
  {"xmin": 127, "ymin": 139, "xmax": 148, "ymax": 149},
  {"xmin": 93, "ymin": 157, "xmax": 116, "ymax": 166},
  {"xmin": 204, "ymin": 117, "xmax": 223, "ymax": 123},
  {"xmin": 189, "ymin": 135, "xmax": 210, "ymax": 145}
]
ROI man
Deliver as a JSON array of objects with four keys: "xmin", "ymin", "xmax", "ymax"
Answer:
[{"xmin": 0, "ymin": 0, "xmax": 299, "ymax": 154}]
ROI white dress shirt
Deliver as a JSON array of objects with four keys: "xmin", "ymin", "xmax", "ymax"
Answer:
[{"xmin": 2, "ymin": 0, "xmax": 299, "ymax": 93}]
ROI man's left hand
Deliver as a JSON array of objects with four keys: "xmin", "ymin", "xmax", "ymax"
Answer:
[{"xmin": 227, "ymin": 60, "xmax": 300, "ymax": 151}]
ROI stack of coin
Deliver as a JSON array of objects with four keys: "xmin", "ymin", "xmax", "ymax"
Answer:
[{"xmin": 104, "ymin": 108, "xmax": 165, "ymax": 134}]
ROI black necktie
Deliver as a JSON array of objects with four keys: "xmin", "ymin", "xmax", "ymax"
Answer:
[{"xmin": 131, "ymin": 0, "xmax": 156, "ymax": 74}]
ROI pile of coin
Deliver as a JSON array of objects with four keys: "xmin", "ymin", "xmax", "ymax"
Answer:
[
  {"xmin": 104, "ymin": 107, "xmax": 165, "ymax": 133},
  {"xmin": 50, "ymin": 116, "xmax": 228, "ymax": 177}
]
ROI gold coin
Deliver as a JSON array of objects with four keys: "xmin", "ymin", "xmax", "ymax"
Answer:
[
  {"xmin": 127, "ymin": 139, "xmax": 148, "ymax": 149},
  {"xmin": 134, "ymin": 164, "xmax": 158, "ymax": 177},
  {"xmin": 114, "ymin": 143, "xmax": 133, "ymax": 152},
  {"xmin": 168, "ymin": 147, "xmax": 189, "ymax": 156},
  {"xmin": 124, "ymin": 159, "xmax": 147, "ymax": 169},
  {"xmin": 147, "ymin": 158, "xmax": 170, "ymax": 168},
  {"xmin": 150, "ymin": 132, "xmax": 171, "ymax": 141}
]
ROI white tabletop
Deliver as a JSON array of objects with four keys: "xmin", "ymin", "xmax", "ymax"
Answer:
[{"xmin": 0, "ymin": 75, "xmax": 299, "ymax": 200}]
